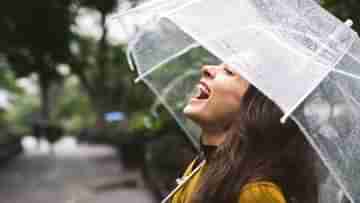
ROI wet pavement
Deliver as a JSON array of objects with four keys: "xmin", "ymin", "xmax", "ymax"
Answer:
[{"xmin": 0, "ymin": 136, "xmax": 156, "ymax": 203}]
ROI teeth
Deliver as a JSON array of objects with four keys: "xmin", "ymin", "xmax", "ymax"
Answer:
[
  {"xmin": 198, "ymin": 86, "xmax": 209, "ymax": 99},
  {"xmin": 197, "ymin": 86, "xmax": 203, "ymax": 98},
  {"xmin": 200, "ymin": 86, "xmax": 208, "ymax": 95},
  {"xmin": 188, "ymin": 84, "xmax": 209, "ymax": 100}
]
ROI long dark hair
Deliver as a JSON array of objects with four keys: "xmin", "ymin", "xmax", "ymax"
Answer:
[{"xmin": 190, "ymin": 85, "xmax": 320, "ymax": 203}]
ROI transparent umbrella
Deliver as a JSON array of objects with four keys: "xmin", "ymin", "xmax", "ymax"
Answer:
[{"xmin": 114, "ymin": 0, "xmax": 360, "ymax": 202}]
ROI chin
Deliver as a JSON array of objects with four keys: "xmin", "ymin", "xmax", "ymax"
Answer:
[
  {"xmin": 183, "ymin": 103, "xmax": 209, "ymax": 126},
  {"xmin": 183, "ymin": 104, "xmax": 197, "ymax": 120}
]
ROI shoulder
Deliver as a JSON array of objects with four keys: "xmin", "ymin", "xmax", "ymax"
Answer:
[{"xmin": 239, "ymin": 181, "xmax": 287, "ymax": 203}]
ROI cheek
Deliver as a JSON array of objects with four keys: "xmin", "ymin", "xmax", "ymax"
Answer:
[
  {"xmin": 209, "ymin": 80, "xmax": 248, "ymax": 118},
  {"xmin": 214, "ymin": 79, "xmax": 246, "ymax": 107},
  {"xmin": 209, "ymin": 89, "xmax": 242, "ymax": 118},
  {"xmin": 223, "ymin": 94, "xmax": 242, "ymax": 113}
]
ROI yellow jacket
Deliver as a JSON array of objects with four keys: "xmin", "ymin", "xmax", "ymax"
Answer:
[{"xmin": 171, "ymin": 159, "xmax": 287, "ymax": 203}]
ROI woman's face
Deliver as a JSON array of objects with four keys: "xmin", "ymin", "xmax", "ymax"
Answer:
[{"xmin": 184, "ymin": 64, "xmax": 250, "ymax": 127}]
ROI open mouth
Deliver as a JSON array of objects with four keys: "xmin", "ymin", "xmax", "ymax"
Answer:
[{"xmin": 194, "ymin": 81, "xmax": 211, "ymax": 100}]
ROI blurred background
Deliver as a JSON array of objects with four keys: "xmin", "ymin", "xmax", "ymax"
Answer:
[{"xmin": 0, "ymin": 0, "xmax": 358, "ymax": 202}]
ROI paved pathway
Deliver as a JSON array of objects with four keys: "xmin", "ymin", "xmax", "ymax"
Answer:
[{"xmin": 0, "ymin": 136, "xmax": 156, "ymax": 203}]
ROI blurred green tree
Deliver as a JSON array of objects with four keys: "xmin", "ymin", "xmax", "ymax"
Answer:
[
  {"xmin": 0, "ymin": 0, "xmax": 72, "ymax": 124},
  {"xmin": 0, "ymin": 59, "xmax": 23, "ymax": 94},
  {"xmin": 52, "ymin": 75, "xmax": 96, "ymax": 133},
  {"xmin": 69, "ymin": 35, "xmax": 154, "ymax": 124},
  {"xmin": 69, "ymin": 0, "xmax": 154, "ymax": 128},
  {"xmin": 0, "ymin": 0, "xmax": 146, "ymax": 136}
]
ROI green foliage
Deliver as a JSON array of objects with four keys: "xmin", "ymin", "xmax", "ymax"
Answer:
[
  {"xmin": 320, "ymin": 0, "xmax": 338, "ymax": 7},
  {"xmin": 6, "ymin": 91, "xmax": 40, "ymax": 135},
  {"xmin": 70, "ymin": 33, "xmax": 154, "ymax": 112},
  {"xmin": 0, "ymin": 67, "xmax": 23, "ymax": 94},
  {"xmin": 128, "ymin": 111, "xmax": 163, "ymax": 132},
  {"xmin": 52, "ymin": 75, "xmax": 96, "ymax": 133}
]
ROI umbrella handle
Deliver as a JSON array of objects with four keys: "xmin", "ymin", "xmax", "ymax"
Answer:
[{"xmin": 160, "ymin": 160, "xmax": 206, "ymax": 203}]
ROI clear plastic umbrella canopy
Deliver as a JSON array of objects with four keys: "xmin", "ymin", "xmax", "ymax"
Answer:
[{"xmin": 114, "ymin": 0, "xmax": 360, "ymax": 202}]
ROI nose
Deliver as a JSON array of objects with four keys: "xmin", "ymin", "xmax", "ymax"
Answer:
[{"xmin": 201, "ymin": 65, "xmax": 217, "ymax": 79}]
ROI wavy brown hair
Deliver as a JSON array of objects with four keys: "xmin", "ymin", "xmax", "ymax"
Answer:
[{"xmin": 190, "ymin": 85, "xmax": 321, "ymax": 203}]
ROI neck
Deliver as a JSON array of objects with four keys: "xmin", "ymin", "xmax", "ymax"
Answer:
[
  {"xmin": 200, "ymin": 121, "xmax": 230, "ymax": 146},
  {"xmin": 201, "ymin": 129, "xmax": 226, "ymax": 146}
]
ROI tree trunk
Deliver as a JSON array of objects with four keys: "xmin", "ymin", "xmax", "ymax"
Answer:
[
  {"xmin": 98, "ymin": 11, "xmax": 108, "ymax": 82},
  {"xmin": 93, "ymin": 11, "xmax": 114, "ymax": 127},
  {"xmin": 39, "ymin": 74, "xmax": 51, "ymax": 124}
]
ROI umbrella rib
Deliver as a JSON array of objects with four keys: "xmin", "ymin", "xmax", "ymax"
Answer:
[
  {"xmin": 332, "ymin": 69, "xmax": 360, "ymax": 81},
  {"xmin": 150, "ymin": 69, "xmax": 198, "ymax": 112},
  {"xmin": 291, "ymin": 117, "xmax": 354, "ymax": 203},
  {"xmin": 127, "ymin": 26, "xmax": 151, "ymax": 71},
  {"xmin": 345, "ymin": 50, "xmax": 360, "ymax": 67},
  {"xmin": 134, "ymin": 43, "xmax": 200, "ymax": 83},
  {"xmin": 126, "ymin": 47, "xmax": 137, "ymax": 72},
  {"xmin": 282, "ymin": 20, "xmax": 356, "ymax": 123},
  {"xmin": 141, "ymin": 78, "xmax": 200, "ymax": 151},
  {"xmin": 332, "ymin": 76, "xmax": 360, "ymax": 108},
  {"xmin": 280, "ymin": 68, "xmax": 332, "ymax": 123}
]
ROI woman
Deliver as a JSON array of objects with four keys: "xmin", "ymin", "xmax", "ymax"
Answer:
[{"xmin": 171, "ymin": 63, "xmax": 320, "ymax": 203}]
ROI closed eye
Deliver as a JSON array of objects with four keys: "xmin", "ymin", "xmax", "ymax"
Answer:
[{"xmin": 224, "ymin": 67, "xmax": 235, "ymax": 76}]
